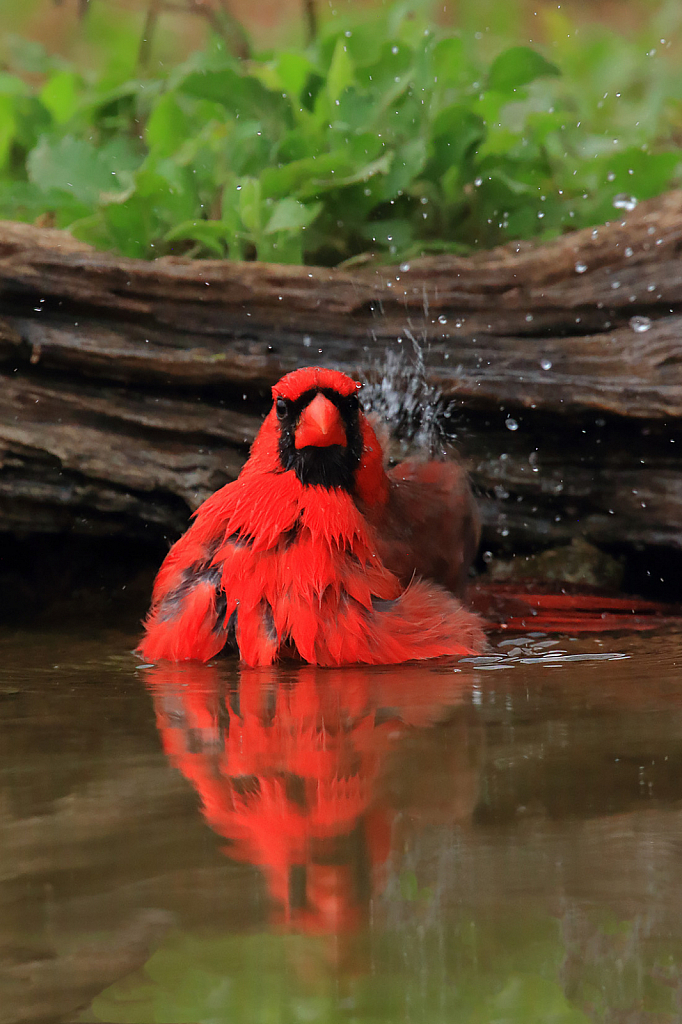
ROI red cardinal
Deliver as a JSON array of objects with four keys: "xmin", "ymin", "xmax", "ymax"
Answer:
[{"xmin": 139, "ymin": 367, "xmax": 484, "ymax": 666}]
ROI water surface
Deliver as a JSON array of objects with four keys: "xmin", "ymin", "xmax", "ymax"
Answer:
[{"xmin": 1, "ymin": 625, "xmax": 681, "ymax": 1023}]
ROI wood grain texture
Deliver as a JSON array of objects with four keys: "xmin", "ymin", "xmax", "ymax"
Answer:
[{"xmin": 0, "ymin": 193, "xmax": 680, "ymax": 554}]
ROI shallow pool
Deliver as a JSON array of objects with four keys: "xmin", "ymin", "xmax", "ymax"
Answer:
[{"xmin": 1, "ymin": 625, "xmax": 681, "ymax": 1023}]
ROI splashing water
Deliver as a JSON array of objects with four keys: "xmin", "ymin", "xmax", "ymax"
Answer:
[
  {"xmin": 629, "ymin": 315, "xmax": 652, "ymax": 333},
  {"xmin": 612, "ymin": 193, "xmax": 638, "ymax": 212},
  {"xmin": 361, "ymin": 331, "xmax": 453, "ymax": 458},
  {"xmin": 460, "ymin": 636, "xmax": 630, "ymax": 670}
]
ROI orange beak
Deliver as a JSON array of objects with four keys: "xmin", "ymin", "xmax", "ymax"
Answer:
[{"xmin": 294, "ymin": 393, "xmax": 347, "ymax": 449}]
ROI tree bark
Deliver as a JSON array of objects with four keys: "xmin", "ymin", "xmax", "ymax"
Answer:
[{"xmin": 0, "ymin": 192, "xmax": 680, "ymax": 562}]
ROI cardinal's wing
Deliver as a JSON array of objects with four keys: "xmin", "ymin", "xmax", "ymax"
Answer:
[
  {"xmin": 139, "ymin": 539, "xmax": 236, "ymax": 663},
  {"xmin": 371, "ymin": 459, "xmax": 480, "ymax": 598}
]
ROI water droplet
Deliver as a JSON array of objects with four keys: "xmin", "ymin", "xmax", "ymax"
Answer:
[
  {"xmin": 482, "ymin": 550, "xmax": 493, "ymax": 564},
  {"xmin": 391, "ymin": 45, "xmax": 399, "ymax": 54},
  {"xmin": 303, "ymin": 335, "xmax": 312, "ymax": 347},
  {"xmin": 574, "ymin": 261, "xmax": 587, "ymax": 273},
  {"xmin": 540, "ymin": 357, "xmax": 553, "ymax": 370},
  {"xmin": 474, "ymin": 176, "xmax": 483, "ymax": 187},
  {"xmin": 611, "ymin": 280, "xmax": 621, "ymax": 289},
  {"xmin": 525, "ymin": 313, "xmax": 534, "ymax": 322},
  {"xmin": 613, "ymin": 193, "xmax": 637, "ymax": 211},
  {"xmin": 505, "ymin": 417, "xmax": 519, "ymax": 431},
  {"xmin": 438, "ymin": 315, "xmax": 448, "ymax": 324},
  {"xmin": 629, "ymin": 315, "xmax": 652, "ymax": 333},
  {"xmin": 624, "ymin": 246, "xmax": 633, "ymax": 257},
  {"xmin": 400, "ymin": 262, "xmax": 411, "ymax": 272},
  {"xmin": 607, "ymin": 171, "xmax": 616, "ymax": 182},
  {"xmin": 537, "ymin": 211, "xmax": 545, "ymax": 219}
]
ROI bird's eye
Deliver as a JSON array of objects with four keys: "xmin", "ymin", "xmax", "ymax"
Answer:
[{"xmin": 275, "ymin": 397, "xmax": 288, "ymax": 420}]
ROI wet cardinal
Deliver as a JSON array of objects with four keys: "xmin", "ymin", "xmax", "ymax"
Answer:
[{"xmin": 139, "ymin": 367, "xmax": 485, "ymax": 666}]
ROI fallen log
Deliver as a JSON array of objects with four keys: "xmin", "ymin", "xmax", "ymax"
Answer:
[{"xmin": 0, "ymin": 192, "xmax": 680, "ymax": 594}]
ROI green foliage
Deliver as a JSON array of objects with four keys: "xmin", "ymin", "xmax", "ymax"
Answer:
[{"xmin": 1, "ymin": 3, "xmax": 681, "ymax": 263}]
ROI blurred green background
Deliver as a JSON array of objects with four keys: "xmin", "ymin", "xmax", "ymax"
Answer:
[{"xmin": 1, "ymin": 0, "xmax": 681, "ymax": 263}]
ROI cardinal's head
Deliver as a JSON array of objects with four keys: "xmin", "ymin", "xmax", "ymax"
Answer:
[{"xmin": 256, "ymin": 366, "xmax": 381, "ymax": 494}]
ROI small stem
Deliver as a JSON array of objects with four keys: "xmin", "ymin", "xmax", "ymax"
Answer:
[
  {"xmin": 303, "ymin": 0, "xmax": 317, "ymax": 43},
  {"xmin": 204, "ymin": 0, "xmax": 251, "ymax": 61},
  {"xmin": 138, "ymin": 0, "xmax": 162, "ymax": 70}
]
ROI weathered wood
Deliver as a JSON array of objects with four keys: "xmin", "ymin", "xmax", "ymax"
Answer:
[{"xmin": 0, "ymin": 193, "xmax": 681, "ymax": 561}]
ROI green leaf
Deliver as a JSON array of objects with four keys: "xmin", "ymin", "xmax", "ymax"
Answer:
[
  {"xmin": 39, "ymin": 72, "xmax": 82, "ymax": 126},
  {"xmin": 432, "ymin": 37, "xmax": 468, "ymax": 87},
  {"xmin": 236, "ymin": 177, "xmax": 262, "ymax": 234},
  {"xmin": 276, "ymin": 52, "xmax": 315, "ymax": 101},
  {"xmin": 488, "ymin": 46, "xmax": 561, "ymax": 92},
  {"xmin": 100, "ymin": 200, "xmax": 153, "ymax": 257},
  {"xmin": 259, "ymin": 153, "xmax": 353, "ymax": 200},
  {"xmin": 0, "ymin": 73, "xmax": 30, "ymax": 98},
  {"xmin": 164, "ymin": 219, "xmax": 229, "ymax": 257},
  {"xmin": 356, "ymin": 41, "xmax": 412, "ymax": 94},
  {"xmin": 429, "ymin": 105, "xmax": 486, "ymax": 177},
  {"xmin": 329, "ymin": 152, "xmax": 392, "ymax": 190},
  {"xmin": 326, "ymin": 38, "xmax": 355, "ymax": 104},
  {"xmin": 0, "ymin": 180, "xmax": 89, "ymax": 226},
  {"xmin": 264, "ymin": 197, "xmax": 321, "ymax": 234},
  {"xmin": 360, "ymin": 217, "xmax": 413, "ymax": 251},
  {"xmin": 27, "ymin": 135, "xmax": 140, "ymax": 205},
  {"xmin": 0, "ymin": 97, "xmax": 17, "ymax": 169},
  {"xmin": 146, "ymin": 94, "xmax": 192, "ymax": 158},
  {"xmin": 179, "ymin": 67, "xmax": 280, "ymax": 123},
  {"xmin": 5, "ymin": 33, "xmax": 61, "ymax": 75},
  {"xmin": 383, "ymin": 138, "xmax": 427, "ymax": 197},
  {"xmin": 340, "ymin": 23, "xmax": 385, "ymax": 67},
  {"xmin": 257, "ymin": 232, "xmax": 304, "ymax": 264}
]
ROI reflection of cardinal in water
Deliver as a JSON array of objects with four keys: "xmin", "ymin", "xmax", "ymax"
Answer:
[
  {"xmin": 140, "ymin": 366, "xmax": 484, "ymax": 666},
  {"xmin": 147, "ymin": 662, "xmax": 473, "ymax": 933}
]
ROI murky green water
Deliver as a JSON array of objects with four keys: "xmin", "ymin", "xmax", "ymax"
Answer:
[{"xmin": 1, "ymin": 624, "xmax": 682, "ymax": 1024}]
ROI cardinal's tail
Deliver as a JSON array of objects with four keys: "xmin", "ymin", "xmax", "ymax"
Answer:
[
  {"xmin": 470, "ymin": 582, "xmax": 678, "ymax": 633},
  {"xmin": 316, "ymin": 580, "xmax": 486, "ymax": 666}
]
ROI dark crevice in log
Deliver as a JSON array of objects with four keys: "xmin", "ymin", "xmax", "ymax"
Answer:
[
  {"xmin": 0, "ymin": 533, "xmax": 163, "ymax": 625},
  {"xmin": 455, "ymin": 406, "xmax": 682, "ymax": 558}
]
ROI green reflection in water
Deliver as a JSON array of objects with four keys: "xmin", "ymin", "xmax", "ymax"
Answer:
[{"xmin": 90, "ymin": 917, "xmax": 593, "ymax": 1024}]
